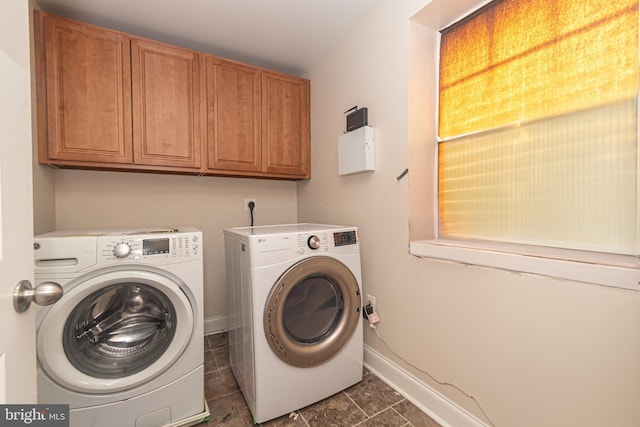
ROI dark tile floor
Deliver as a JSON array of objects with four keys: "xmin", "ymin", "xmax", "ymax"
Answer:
[{"xmin": 203, "ymin": 332, "xmax": 442, "ymax": 427}]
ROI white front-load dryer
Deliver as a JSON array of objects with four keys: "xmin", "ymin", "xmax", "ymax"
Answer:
[
  {"xmin": 223, "ymin": 223, "xmax": 364, "ymax": 424},
  {"xmin": 34, "ymin": 227, "xmax": 209, "ymax": 427}
]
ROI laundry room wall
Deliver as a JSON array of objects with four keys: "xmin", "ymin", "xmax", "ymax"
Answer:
[
  {"xmin": 297, "ymin": 1, "xmax": 640, "ymax": 427},
  {"xmin": 36, "ymin": 169, "xmax": 297, "ymax": 332}
]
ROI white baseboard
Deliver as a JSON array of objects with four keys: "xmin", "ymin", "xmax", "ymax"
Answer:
[
  {"xmin": 203, "ymin": 315, "xmax": 228, "ymax": 336},
  {"xmin": 364, "ymin": 344, "xmax": 489, "ymax": 427}
]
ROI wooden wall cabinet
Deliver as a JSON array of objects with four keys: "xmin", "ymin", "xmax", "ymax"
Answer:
[
  {"xmin": 261, "ymin": 71, "xmax": 310, "ymax": 178},
  {"xmin": 206, "ymin": 57, "xmax": 262, "ymax": 173},
  {"xmin": 132, "ymin": 39, "xmax": 202, "ymax": 170},
  {"xmin": 36, "ymin": 12, "xmax": 133, "ymax": 165},
  {"xmin": 205, "ymin": 60, "xmax": 310, "ymax": 179},
  {"xmin": 35, "ymin": 11, "xmax": 310, "ymax": 179}
]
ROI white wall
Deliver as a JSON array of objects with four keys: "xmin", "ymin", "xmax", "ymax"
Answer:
[{"xmin": 299, "ymin": 0, "xmax": 640, "ymax": 426}]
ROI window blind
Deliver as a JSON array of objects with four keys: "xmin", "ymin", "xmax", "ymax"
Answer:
[
  {"xmin": 439, "ymin": 0, "xmax": 638, "ymax": 139},
  {"xmin": 438, "ymin": 0, "xmax": 639, "ymax": 255}
]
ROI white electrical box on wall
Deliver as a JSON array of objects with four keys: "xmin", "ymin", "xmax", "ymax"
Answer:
[{"xmin": 338, "ymin": 126, "xmax": 375, "ymax": 176}]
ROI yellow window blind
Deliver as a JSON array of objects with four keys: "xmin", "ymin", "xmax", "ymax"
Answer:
[
  {"xmin": 437, "ymin": 0, "xmax": 639, "ymax": 255},
  {"xmin": 439, "ymin": 0, "xmax": 639, "ymax": 139}
]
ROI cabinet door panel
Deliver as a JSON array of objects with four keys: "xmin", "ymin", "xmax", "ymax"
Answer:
[
  {"xmin": 43, "ymin": 14, "xmax": 132, "ymax": 163},
  {"xmin": 132, "ymin": 39, "xmax": 202, "ymax": 169},
  {"xmin": 262, "ymin": 72, "xmax": 310, "ymax": 178},
  {"xmin": 206, "ymin": 58, "xmax": 261, "ymax": 172}
]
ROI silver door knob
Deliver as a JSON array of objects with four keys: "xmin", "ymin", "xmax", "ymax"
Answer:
[{"xmin": 13, "ymin": 280, "xmax": 63, "ymax": 313}]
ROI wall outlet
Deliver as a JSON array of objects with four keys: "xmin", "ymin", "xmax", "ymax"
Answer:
[
  {"xmin": 244, "ymin": 198, "xmax": 257, "ymax": 212},
  {"xmin": 364, "ymin": 294, "xmax": 380, "ymax": 324},
  {"xmin": 366, "ymin": 294, "xmax": 376, "ymax": 313}
]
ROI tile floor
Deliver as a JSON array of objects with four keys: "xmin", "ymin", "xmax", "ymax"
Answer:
[{"xmin": 203, "ymin": 332, "xmax": 442, "ymax": 427}]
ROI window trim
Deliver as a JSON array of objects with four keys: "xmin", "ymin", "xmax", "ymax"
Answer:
[
  {"xmin": 408, "ymin": 0, "xmax": 640, "ymax": 292},
  {"xmin": 410, "ymin": 239, "xmax": 640, "ymax": 291}
]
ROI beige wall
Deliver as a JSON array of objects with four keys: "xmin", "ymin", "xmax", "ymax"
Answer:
[
  {"xmin": 32, "ymin": 166, "xmax": 55, "ymax": 235},
  {"xmin": 299, "ymin": 0, "xmax": 640, "ymax": 426},
  {"xmin": 37, "ymin": 169, "xmax": 297, "ymax": 326}
]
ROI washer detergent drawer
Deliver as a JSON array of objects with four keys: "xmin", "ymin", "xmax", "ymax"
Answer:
[{"xmin": 34, "ymin": 236, "xmax": 99, "ymax": 274}]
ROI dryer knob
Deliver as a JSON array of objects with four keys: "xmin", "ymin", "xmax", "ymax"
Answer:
[
  {"xmin": 113, "ymin": 243, "xmax": 131, "ymax": 258},
  {"xmin": 308, "ymin": 235, "xmax": 321, "ymax": 250}
]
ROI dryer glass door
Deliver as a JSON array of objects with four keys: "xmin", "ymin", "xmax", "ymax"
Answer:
[
  {"xmin": 282, "ymin": 276, "xmax": 342, "ymax": 344},
  {"xmin": 264, "ymin": 256, "xmax": 361, "ymax": 368},
  {"xmin": 63, "ymin": 283, "xmax": 176, "ymax": 379}
]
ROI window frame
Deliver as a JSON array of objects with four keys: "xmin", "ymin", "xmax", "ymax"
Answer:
[{"xmin": 408, "ymin": 0, "xmax": 640, "ymax": 292}]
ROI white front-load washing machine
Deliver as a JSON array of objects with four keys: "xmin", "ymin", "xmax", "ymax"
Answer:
[
  {"xmin": 33, "ymin": 227, "xmax": 209, "ymax": 427},
  {"xmin": 223, "ymin": 223, "xmax": 363, "ymax": 424}
]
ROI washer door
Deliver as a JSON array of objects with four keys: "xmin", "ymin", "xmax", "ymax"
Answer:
[
  {"xmin": 37, "ymin": 267, "xmax": 194, "ymax": 394},
  {"xmin": 264, "ymin": 256, "xmax": 361, "ymax": 368}
]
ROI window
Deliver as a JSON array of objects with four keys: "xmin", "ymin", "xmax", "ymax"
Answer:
[{"xmin": 409, "ymin": 0, "xmax": 640, "ymax": 290}]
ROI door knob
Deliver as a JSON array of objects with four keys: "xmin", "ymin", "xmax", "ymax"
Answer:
[{"xmin": 13, "ymin": 280, "xmax": 63, "ymax": 313}]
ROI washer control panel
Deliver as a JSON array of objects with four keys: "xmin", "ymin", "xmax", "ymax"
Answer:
[
  {"xmin": 99, "ymin": 231, "xmax": 201, "ymax": 262},
  {"xmin": 33, "ymin": 227, "xmax": 203, "ymax": 273}
]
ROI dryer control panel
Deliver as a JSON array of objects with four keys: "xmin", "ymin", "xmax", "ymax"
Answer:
[
  {"xmin": 333, "ymin": 230, "xmax": 357, "ymax": 247},
  {"xmin": 298, "ymin": 233, "xmax": 329, "ymax": 252},
  {"xmin": 295, "ymin": 229, "xmax": 359, "ymax": 255},
  {"xmin": 298, "ymin": 230, "xmax": 357, "ymax": 252},
  {"xmin": 224, "ymin": 224, "xmax": 360, "ymax": 267}
]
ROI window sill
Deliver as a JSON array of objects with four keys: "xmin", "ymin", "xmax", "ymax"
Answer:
[{"xmin": 409, "ymin": 240, "xmax": 640, "ymax": 291}]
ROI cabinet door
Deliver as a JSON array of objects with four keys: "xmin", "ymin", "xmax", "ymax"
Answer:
[
  {"xmin": 41, "ymin": 13, "xmax": 132, "ymax": 164},
  {"xmin": 206, "ymin": 57, "xmax": 261, "ymax": 172},
  {"xmin": 261, "ymin": 71, "xmax": 310, "ymax": 178},
  {"xmin": 132, "ymin": 39, "xmax": 202, "ymax": 169}
]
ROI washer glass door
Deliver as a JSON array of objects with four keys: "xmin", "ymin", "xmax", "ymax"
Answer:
[
  {"xmin": 63, "ymin": 282, "xmax": 176, "ymax": 379},
  {"xmin": 37, "ymin": 267, "xmax": 194, "ymax": 394}
]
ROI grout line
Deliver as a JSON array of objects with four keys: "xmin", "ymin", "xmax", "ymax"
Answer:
[
  {"xmin": 341, "ymin": 391, "xmax": 370, "ymax": 423},
  {"xmin": 350, "ymin": 396, "xmax": 410, "ymax": 426},
  {"xmin": 391, "ymin": 406, "xmax": 413, "ymax": 427}
]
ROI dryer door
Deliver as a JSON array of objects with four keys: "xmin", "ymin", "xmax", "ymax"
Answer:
[
  {"xmin": 264, "ymin": 256, "xmax": 361, "ymax": 368},
  {"xmin": 37, "ymin": 267, "xmax": 194, "ymax": 394}
]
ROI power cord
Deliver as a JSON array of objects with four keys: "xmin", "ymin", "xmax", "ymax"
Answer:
[
  {"xmin": 248, "ymin": 201, "xmax": 255, "ymax": 226},
  {"xmin": 364, "ymin": 312, "xmax": 496, "ymax": 427}
]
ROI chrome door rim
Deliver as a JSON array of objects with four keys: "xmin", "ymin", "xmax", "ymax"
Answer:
[{"xmin": 263, "ymin": 256, "xmax": 361, "ymax": 368}]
